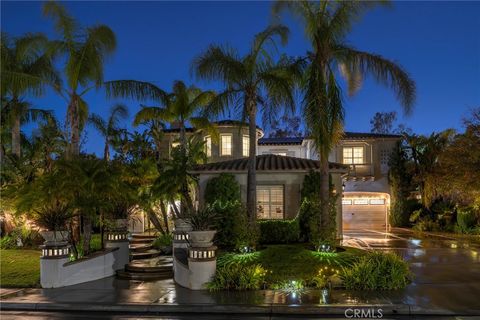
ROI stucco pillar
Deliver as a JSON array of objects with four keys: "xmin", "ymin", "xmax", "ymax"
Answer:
[
  {"xmin": 105, "ymin": 231, "xmax": 130, "ymax": 270},
  {"xmin": 187, "ymin": 245, "xmax": 217, "ymax": 290},
  {"xmin": 40, "ymin": 242, "xmax": 70, "ymax": 288}
]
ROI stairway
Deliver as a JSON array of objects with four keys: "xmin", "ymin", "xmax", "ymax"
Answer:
[
  {"xmin": 129, "ymin": 234, "xmax": 160, "ymax": 260},
  {"xmin": 116, "ymin": 234, "xmax": 173, "ymax": 281}
]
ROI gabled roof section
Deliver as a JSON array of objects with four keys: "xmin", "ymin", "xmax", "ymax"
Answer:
[{"xmin": 192, "ymin": 154, "xmax": 348, "ymax": 173}]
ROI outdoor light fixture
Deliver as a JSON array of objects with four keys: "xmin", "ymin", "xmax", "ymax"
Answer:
[{"xmin": 342, "ymin": 183, "xmax": 346, "ymax": 191}]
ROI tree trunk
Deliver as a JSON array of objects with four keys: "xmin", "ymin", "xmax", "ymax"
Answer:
[
  {"xmin": 12, "ymin": 106, "xmax": 21, "ymax": 158},
  {"xmin": 104, "ymin": 140, "xmax": 110, "ymax": 162},
  {"xmin": 319, "ymin": 153, "xmax": 330, "ymax": 230},
  {"xmin": 82, "ymin": 215, "xmax": 92, "ymax": 257},
  {"xmin": 68, "ymin": 95, "xmax": 80, "ymax": 158},
  {"xmin": 160, "ymin": 200, "xmax": 170, "ymax": 234},
  {"xmin": 246, "ymin": 100, "xmax": 257, "ymax": 224},
  {"xmin": 145, "ymin": 206, "xmax": 165, "ymax": 234},
  {"xmin": 178, "ymin": 118, "xmax": 190, "ymax": 217}
]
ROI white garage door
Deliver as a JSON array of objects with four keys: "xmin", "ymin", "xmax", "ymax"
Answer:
[{"xmin": 342, "ymin": 198, "xmax": 387, "ymax": 230}]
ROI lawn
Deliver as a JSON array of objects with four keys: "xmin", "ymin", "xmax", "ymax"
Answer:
[{"xmin": 1, "ymin": 249, "xmax": 41, "ymax": 288}]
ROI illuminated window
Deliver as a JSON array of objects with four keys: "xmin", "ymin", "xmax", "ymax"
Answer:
[
  {"xmin": 204, "ymin": 136, "xmax": 212, "ymax": 157},
  {"xmin": 343, "ymin": 147, "xmax": 364, "ymax": 164},
  {"xmin": 243, "ymin": 135, "xmax": 249, "ymax": 157},
  {"xmin": 257, "ymin": 185, "xmax": 284, "ymax": 219},
  {"xmin": 273, "ymin": 152, "xmax": 287, "ymax": 156},
  {"xmin": 220, "ymin": 134, "xmax": 232, "ymax": 156},
  {"xmin": 370, "ymin": 199, "xmax": 385, "ymax": 205},
  {"xmin": 353, "ymin": 199, "xmax": 369, "ymax": 205},
  {"xmin": 171, "ymin": 142, "xmax": 180, "ymax": 149},
  {"xmin": 342, "ymin": 199, "xmax": 353, "ymax": 205}
]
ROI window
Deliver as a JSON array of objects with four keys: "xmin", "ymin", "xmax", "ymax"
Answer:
[
  {"xmin": 204, "ymin": 136, "xmax": 212, "ymax": 157},
  {"xmin": 257, "ymin": 185, "xmax": 284, "ymax": 219},
  {"xmin": 343, "ymin": 147, "xmax": 364, "ymax": 164},
  {"xmin": 353, "ymin": 199, "xmax": 369, "ymax": 205},
  {"xmin": 370, "ymin": 199, "xmax": 385, "ymax": 205},
  {"xmin": 171, "ymin": 142, "xmax": 180, "ymax": 149},
  {"xmin": 220, "ymin": 134, "xmax": 232, "ymax": 156},
  {"xmin": 273, "ymin": 152, "xmax": 287, "ymax": 156},
  {"xmin": 242, "ymin": 135, "xmax": 249, "ymax": 157},
  {"xmin": 342, "ymin": 199, "xmax": 353, "ymax": 205}
]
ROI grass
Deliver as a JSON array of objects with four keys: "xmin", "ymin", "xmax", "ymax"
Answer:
[{"xmin": 0, "ymin": 249, "xmax": 41, "ymax": 288}]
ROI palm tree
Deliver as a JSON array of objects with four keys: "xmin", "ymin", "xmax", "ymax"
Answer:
[
  {"xmin": 273, "ymin": 1, "xmax": 416, "ymax": 232},
  {"xmin": 88, "ymin": 104, "xmax": 129, "ymax": 161},
  {"xmin": 1, "ymin": 32, "xmax": 59, "ymax": 158},
  {"xmin": 105, "ymin": 79, "xmax": 216, "ymax": 216},
  {"xmin": 192, "ymin": 25, "xmax": 301, "ymax": 223},
  {"xmin": 43, "ymin": 1, "xmax": 116, "ymax": 158}
]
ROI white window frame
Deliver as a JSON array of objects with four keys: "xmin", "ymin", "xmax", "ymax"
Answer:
[
  {"xmin": 204, "ymin": 135, "xmax": 212, "ymax": 157},
  {"xmin": 343, "ymin": 146, "xmax": 364, "ymax": 164},
  {"xmin": 256, "ymin": 185, "xmax": 284, "ymax": 220},
  {"xmin": 242, "ymin": 135, "xmax": 249, "ymax": 157},
  {"xmin": 220, "ymin": 134, "xmax": 232, "ymax": 156}
]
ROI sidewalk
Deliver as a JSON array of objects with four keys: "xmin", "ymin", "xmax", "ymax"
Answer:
[{"xmin": 0, "ymin": 276, "xmax": 460, "ymax": 316}]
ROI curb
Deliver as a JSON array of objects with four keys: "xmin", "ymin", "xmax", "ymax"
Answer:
[{"xmin": 0, "ymin": 301, "xmax": 464, "ymax": 316}]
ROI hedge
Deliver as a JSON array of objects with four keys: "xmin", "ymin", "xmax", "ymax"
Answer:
[{"xmin": 258, "ymin": 219, "xmax": 300, "ymax": 244}]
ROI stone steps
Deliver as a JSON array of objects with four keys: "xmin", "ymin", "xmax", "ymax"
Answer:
[
  {"xmin": 130, "ymin": 249, "xmax": 161, "ymax": 260},
  {"xmin": 117, "ymin": 256, "xmax": 173, "ymax": 281},
  {"xmin": 129, "ymin": 243, "xmax": 153, "ymax": 252}
]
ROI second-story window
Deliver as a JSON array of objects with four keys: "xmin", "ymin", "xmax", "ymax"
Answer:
[
  {"xmin": 220, "ymin": 134, "xmax": 232, "ymax": 156},
  {"xmin": 242, "ymin": 135, "xmax": 249, "ymax": 157},
  {"xmin": 343, "ymin": 146, "xmax": 364, "ymax": 164},
  {"xmin": 204, "ymin": 136, "xmax": 212, "ymax": 157}
]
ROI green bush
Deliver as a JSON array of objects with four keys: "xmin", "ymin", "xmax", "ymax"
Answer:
[
  {"xmin": 204, "ymin": 173, "xmax": 241, "ymax": 205},
  {"xmin": 391, "ymin": 199, "xmax": 421, "ymax": 227},
  {"xmin": 456, "ymin": 207, "xmax": 479, "ymax": 234},
  {"xmin": 153, "ymin": 233, "xmax": 173, "ymax": 248},
  {"xmin": 412, "ymin": 216, "xmax": 440, "ymax": 232},
  {"xmin": 298, "ymin": 198, "xmax": 321, "ymax": 242},
  {"xmin": 212, "ymin": 201, "xmax": 256, "ymax": 250},
  {"xmin": 207, "ymin": 263, "xmax": 266, "ymax": 291},
  {"xmin": 0, "ymin": 227, "xmax": 42, "ymax": 249},
  {"xmin": 341, "ymin": 251, "xmax": 412, "ymax": 290},
  {"xmin": 258, "ymin": 219, "xmax": 300, "ymax": 244}
]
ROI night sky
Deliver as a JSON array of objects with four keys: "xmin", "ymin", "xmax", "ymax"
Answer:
[{"xmin": 2, "ymin": 1, "xmax": 479, "ymax": 156}]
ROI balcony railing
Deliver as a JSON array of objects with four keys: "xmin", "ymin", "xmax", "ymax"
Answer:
[{"xmin": 348, "ymin": 164, "xmax": 374, "ymax": 177}]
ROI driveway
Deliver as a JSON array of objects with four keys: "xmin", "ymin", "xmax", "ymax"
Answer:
[{"xmin": 343, "ymin": 228, "xmax": 480, "ymax": 314}]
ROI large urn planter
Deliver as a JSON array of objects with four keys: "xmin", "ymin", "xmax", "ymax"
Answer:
[
  {"xmin": 174, "ymin": 218, "xmax": 192, "ymax": 232},
  {"xmin": 39, "ymin": 230, "xmax": 69, "ymax": 245},
  {"xmin": 188, "ymin": 230, "xmax": 216, "ymax": 248}
]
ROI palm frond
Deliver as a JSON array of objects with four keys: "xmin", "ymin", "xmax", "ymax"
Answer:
[
  {"xmin": 192, "ymin": 45, "xmax": 245, "ymax": 85},
  {"xmin": 104, "ymin": 80, "xmax": 169, "ymax": 104},
  {"xmin": 133, "ymin": 106, "xmax": 172, "ymax": 126}
]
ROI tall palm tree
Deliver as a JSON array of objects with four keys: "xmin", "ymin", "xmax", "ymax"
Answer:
[
  {"xmin": 88, "ymin": 104, "xmax": 129, "ymax": 161},
  {"xmin": 273, "ymin": 1, "xmax": 416, "ymax": 232},
  {"xmin": 43, "ymin": 1, "xmax": 116, "ymax": 158},
  {"xmin": 1, "ymin": 32, "xmax": 59, "ymax": 158},
  {"xmin": 192, "ymin": 25, "xmax": 302, "ymax": 223},
  {"xmin": 105, "ymin": 80, "xmax": 216, "ymax": 216}
]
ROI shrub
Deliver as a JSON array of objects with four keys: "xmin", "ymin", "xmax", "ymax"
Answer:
[
  {"xmin": 204, "ymin": 173, "xmax": 241, "ymax": 205},
  {"xmin": 301, "ymin": 170, "xmax": 322, "ymax": 200},
  {"xmin": 298, "ymin": 198, "xmax": 321, "ymax": 242},
  {"xmin": 391, "ymin": 199, "xmax": 421, "ymax": 227},
  {"xmin": 341, "ymin": 251, "xmax": 412, "ymax": 290},
  {"xmin": 456, "ymin": 207, "xmax": 479, "ymax": 234},
  {"xmin": 189, "ymin": 206, "xmax": 217, "ymax": 231},
  {"xmin": 207, "ymin": 263, "xmax": 266, "ymax": 291},
  {"xmin": 412, "ymin": 216, "xmax": 440, "ymax": 232},
  {"xmin": 0, "ymin": 226, "xmax": 42, "ymax": 249},
  {"xmin": 258, "ymin": 219, "xmax": 300, "ymax": 244},
  {"xmin": 212, "ymin": 201, "xmax": 256, "ymax": 250},
  {"xmin": 153, "ymin": 233, "xmax": 173, "ymax": 248}
]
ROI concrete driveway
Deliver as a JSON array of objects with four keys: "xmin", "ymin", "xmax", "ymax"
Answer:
[{"xmin": 343, "ymin": 228, "xmax": 480, "ymax": 314}]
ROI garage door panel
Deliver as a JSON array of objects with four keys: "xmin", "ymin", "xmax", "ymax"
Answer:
[{"xmin": 343, "ymin": 203, "xmax": 386, "ymax": 230}]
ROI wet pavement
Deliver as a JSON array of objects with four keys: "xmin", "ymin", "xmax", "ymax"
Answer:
[
  {"xmin": 344, "ymin": 228, "xmax": 480, "ymax": 314},
  {"xmin": 1, "ymin": 228, "xmax": 479, "ymax": 316}
]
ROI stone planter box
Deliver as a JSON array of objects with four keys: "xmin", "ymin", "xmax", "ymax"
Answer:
[
  {"xmin": 174, "ymin": 219, "xmax": 192, "ymax": 232},
  {"xmin": 188, "ymin": 230, "xmax": 216, "ymax": 248},
  {"xmin": 39, "ymin": 231, "xmax": 69, "ymax": 245}
]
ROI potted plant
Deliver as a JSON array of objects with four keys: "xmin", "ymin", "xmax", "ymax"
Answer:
[
  {"xmin": 32, "ymin": 202, "xmax": 72, "ymax": 245},
  {"xmin": 187, "ymin": 207, "xmax": 217, "ymax": 248}
]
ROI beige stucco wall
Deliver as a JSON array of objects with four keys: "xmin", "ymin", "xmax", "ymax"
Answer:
[{"xmin": 197, "ymin": 171, "xmax": 344, "ymax": 222}]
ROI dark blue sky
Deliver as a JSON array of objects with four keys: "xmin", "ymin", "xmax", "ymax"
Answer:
[{"xmin": 2, "ymin": 1, "xmax": 479, "ymax": 155}]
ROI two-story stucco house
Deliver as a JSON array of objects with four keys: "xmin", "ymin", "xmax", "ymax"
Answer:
[{"xmin": 150, "ymin": 120, "xmax": 400, "ymax": 236}]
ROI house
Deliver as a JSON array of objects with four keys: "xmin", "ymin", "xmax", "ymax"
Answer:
[{"xmin": 154, "ymin": 120, "xmax": 401, "ymax": 234}]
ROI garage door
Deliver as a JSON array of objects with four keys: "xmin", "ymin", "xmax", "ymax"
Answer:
[{"xmin": 342, "ymin": 198, "xmax": 387, "ymax": 230}]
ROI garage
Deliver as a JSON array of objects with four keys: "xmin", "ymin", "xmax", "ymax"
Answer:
[{"xmin": 342, "ymin": 193, "xmax": 389, "ymax": 231}]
